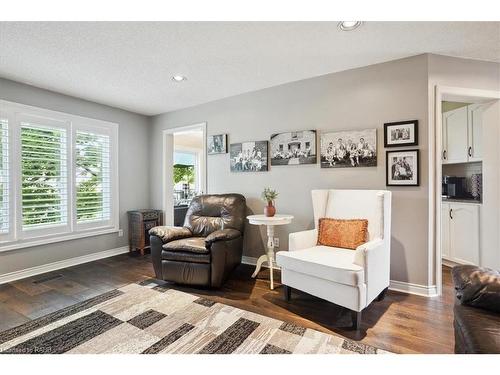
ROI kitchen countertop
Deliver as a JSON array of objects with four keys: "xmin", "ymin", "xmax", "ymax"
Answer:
[{"xmin": 442, "ymin": 197, "xmax": 482, "ymax": 205}]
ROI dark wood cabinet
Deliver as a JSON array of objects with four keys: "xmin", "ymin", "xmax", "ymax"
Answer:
[{"xmin": 127, "ymin": 209, "xmax": 163, "ymax": 255}]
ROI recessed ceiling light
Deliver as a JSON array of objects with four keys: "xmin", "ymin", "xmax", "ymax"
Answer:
[
  {"xmin": 338, "ymin": 21, "xmax": 363, "ymax": 31},
  {"xmin": 172, "ymin": 75, "xmax": 187, "ymax": 82}
]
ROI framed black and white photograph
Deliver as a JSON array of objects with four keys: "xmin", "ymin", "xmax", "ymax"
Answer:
[
  {"xmin": 230, "ymin": 141, "xmax": 268, "ymax": 172},
  {"xmin": 207, "ymin": 134, "xmax": 227, "ymax": 154},
  {"xmin": 320, "ymin": 128, "xmax": 377, "ymax": 168},
  {"xmin": 270, "ymin": 130, "xmax": 317, "ymax": 166},
  {"xmin": 386, "ymin": 149, "xmax": 419, "ymax": 186},
  {"xmin": 384, "ymin": 120, "xmax": 418, "ymax": 147}
]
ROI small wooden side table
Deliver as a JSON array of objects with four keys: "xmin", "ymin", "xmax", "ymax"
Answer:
[
  {"xmin": 128, "ymin": 209, "xmax": 163, "ymax": 255},
  {"xmin": 247, "ymin": 214, "xmax": 294, "ymax": 290}
]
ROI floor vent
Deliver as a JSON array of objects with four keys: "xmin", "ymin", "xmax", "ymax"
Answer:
[{"xmin": 33, "ymin": 274, "xmax": 63, "ymax": 284}]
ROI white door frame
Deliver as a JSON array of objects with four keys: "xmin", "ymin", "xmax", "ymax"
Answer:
[
  {"xmin": 430, "ymin": 86, "xmax": 500, "ymax": 296},
  {"xmin": 162, "ymin": 122, "xmax": 207, "ymax": 225}
]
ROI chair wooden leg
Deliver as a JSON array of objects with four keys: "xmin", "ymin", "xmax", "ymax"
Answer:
[
  {"xmin": 351, "ymin": 310, "xmax": 362, "ymax": 330},
  {"xmin": 377, "ymin": 287, "xmax": 389, "ymax": 302},
  {"xmin": 283, "ymin": 285, "xmax": 291, "ymax": 302}
]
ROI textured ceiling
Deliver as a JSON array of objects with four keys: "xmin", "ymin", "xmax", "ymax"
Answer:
[{"xmin": 0, "ymin": 22, "xmax": 499, "ymax": 115}]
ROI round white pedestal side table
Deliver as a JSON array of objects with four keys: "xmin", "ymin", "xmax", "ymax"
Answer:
[{"xmin": 247, "ymin": 214, "xmax": 294, "ymax": 290}]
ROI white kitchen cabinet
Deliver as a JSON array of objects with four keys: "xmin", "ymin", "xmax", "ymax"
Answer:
[
  {"xmin": 441, "ymin": 203, "xmax": 450, "ymax": 258},
  {"xmin": 441, "ymin": 202, "xmax": 480, "ymax": 265},
  {"xmin": 442, "ymin": 104, "xmax": 484, "ymax": 163},
  {"xmin": 467, "ymin": 104, "xmax": 484, "ymax": 161},
  {"xmin": 442, "ymin": 106, "xmax": 468, "ymax": 163}
]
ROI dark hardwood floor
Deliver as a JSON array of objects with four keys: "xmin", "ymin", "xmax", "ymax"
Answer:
[{"xmin": 0, "ymin": 253, "xmax": 455, "ymax": 354}]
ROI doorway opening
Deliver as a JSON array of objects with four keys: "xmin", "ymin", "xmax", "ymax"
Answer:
[
  {"xmin": 162, "ymin": 123, "xmax": 206, "ymax": 226},
  {"xmin": 432, "ymin": 86, "xmax": 500, "ymax": 296}
]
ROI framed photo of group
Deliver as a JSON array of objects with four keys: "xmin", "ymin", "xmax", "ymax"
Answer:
[
  {"xmin": 386, "ymin": 149, "xmax": 420, "ymax": 186},
  {"xmin": 229, "ymin": 141, "xmax": 269, "ymax": 172},
  {"xmin": 384, "ymin": 120, "xmax": 418, "ymax": 147}
]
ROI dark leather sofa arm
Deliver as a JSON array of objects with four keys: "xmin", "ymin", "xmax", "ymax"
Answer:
[
  {"xmin": 205, "ymin": 228, "xmax": 241, "ymax": 247},
  {"xmin": 149, "ymin": 226, "xmax": 192, "ymax": 243}
]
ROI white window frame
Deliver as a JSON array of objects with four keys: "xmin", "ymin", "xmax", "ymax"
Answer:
[
  {"xmin": 16, "ymin": 113, "xmax": 71, "ymax": 239},
  {"xmin": 0, "ymin": 100, "xmax": 119, "ymax": 252},
  {"xmin": 0, "ymin": 110, "xmax": 14, "ymax": 243},
  {"xmin": 72, "ymin": 120, "xmax": 118, "ymax": 232}
]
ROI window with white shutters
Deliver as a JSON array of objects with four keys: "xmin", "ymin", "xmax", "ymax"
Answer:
[
  {"xmin": 75, "ymin": 131, "xmax": 111, "ymax": 224},
  {"xmin": 21, "ymin": 123, "xmax": 68, "ymax": 229},
  {"xmin": 0, "ymin": 119, "xmax": 9, "ymax": 235},
  {"xmin": 0, "ymin": 100, "xmax": 118, "ymax": 251}
]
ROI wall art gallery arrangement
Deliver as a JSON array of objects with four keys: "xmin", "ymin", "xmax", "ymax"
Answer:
[
  {"xmin": 209, "ymin": 119, "xmax": 419, "ymax": 186},
  {"xmin": 384, "ymin": 120, "xmax": 419, "ymax": 186}
]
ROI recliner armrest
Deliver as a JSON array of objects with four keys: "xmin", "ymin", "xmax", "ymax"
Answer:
[
  {"xmin": 205, "ymin": 228, "xmax": 241, "ymax": 247},
  {"xmin": 149, "ymin": 226, "xmax": 192, "ymax": 243},
  {"xmin": 289, "ymin": 229, "xmax": 317, "ymax": 251}
]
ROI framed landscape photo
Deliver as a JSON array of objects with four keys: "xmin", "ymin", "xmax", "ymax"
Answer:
[
  {"xmin": 230, "ymin": 141, "xmax": 268, "ymax": 172},
  {"xmin": 320, "ymin": 128, "xmax": 377, "ymax": 168},
  {"xmin": 270, "ymin": 130, "xmax": 317, "ymax": 166},
  {"xmin": 207, "ymin": 134, "xmax": 227, "ymax": 154},
  {"xmin": 386, "ymin": 149, "xmax": 420, "ymax": 186},
  {"xmin": 384, "ymin": 120, "xmax": 418, "ymax": 147}
]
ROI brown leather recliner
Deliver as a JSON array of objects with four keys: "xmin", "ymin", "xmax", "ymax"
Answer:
[
  {"xmin": 149, "ymin": 194, "xmax": 246, "ymax": 288},
  {"xmin": 452, "ymin": 265, "xmax": 500, "ymax": 354}
]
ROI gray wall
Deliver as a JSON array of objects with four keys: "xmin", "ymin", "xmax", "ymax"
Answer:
[
  {"xmin": 150, "ymin": 55, "xmax": 430, "ymax": 286},
  {"xmin": 0, "ymin": 78, "xmax": 150, "ymax": 275},
  {"xmin": 428, "ymin": 54, "xmax": 500, "ymax": 91}
]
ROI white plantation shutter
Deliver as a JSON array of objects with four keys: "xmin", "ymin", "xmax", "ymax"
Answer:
[
  {"xmin": 21, "ymin": 123, "xmax": 68, "ymax": 229},
  {"xmin": 75, "ymin": 131, "xmax": 111, "ymax": 223},
  {"xmin": 0, "ymin": 119, "xmax": 9, "ymax": 234},
  {"xmin": 0, "ymin": 100, "xmax": 118, "ymax": 250}
]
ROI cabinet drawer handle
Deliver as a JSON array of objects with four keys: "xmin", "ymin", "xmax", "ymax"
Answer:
[
  {"xmin": 468, "ymin": 147, "xmax": 472, "ymax": 157},
  {"xmin": 449, "ymin": 208, "xmax": 453, "ymax": 220},
  {"xmin": 443, "ymin": 150, "xmax": 447, "ymax": 160}
]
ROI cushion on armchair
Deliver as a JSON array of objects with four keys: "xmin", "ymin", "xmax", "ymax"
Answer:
[
  {"xmin": 163, "ymin": 237, "xmax": 208, "ymax": 254},
  {"xmin": 317, "ymin": 218, "xmax": 368, "ymax": 250},
  {"xmin": 276, "ymin": 246, "xmax": 364, "ymax": 286}
]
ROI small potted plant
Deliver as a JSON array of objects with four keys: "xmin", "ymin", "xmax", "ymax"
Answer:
[{"xmin": 261, "ymin": 187, "xmax": 279, "ymax": 217}]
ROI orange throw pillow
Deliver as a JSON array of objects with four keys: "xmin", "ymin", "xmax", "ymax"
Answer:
[{"xmin": 317, "ymin": 218, "xmax": 368, "ymax": 250}]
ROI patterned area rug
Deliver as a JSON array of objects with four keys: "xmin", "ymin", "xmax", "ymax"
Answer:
[{"xmin": 0, "ymin": 280, "xmax": 390, "ymax": 354}]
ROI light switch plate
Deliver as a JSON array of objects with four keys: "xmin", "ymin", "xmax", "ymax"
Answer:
[
  {"xmin": 273, "ymin": 238, "xmax": 279, "ymax": 248},
  {"xmin": 118, "ymin": 229, "xmax": 123, "ymax": 237}
]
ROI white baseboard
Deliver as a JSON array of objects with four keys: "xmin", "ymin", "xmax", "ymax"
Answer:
[
  {"xmin": 0, "ymin": 246, "xmax": 129, "ymax": 285},
  {"xmin": 242, "ymin": 255, "xmax": 280, "ymax": 270},
  {"xmin": 243, "ymin": 256, "xmax": 438, "ymax": 297},
  {"xmin": 389, "ymin": 280, "xmax": 438, "ymax": 297}
]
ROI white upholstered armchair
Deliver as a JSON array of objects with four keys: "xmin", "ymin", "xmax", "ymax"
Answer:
[{"xmin": 276, "ymin": 189, "xmax": 392, "ymax": 329}]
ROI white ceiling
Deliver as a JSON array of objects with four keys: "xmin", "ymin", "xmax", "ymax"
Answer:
[
  {"xmin": 0, "ymin": 22, "xmax": 499, "ymax": 116},
  {"xmin": 174, "ymin": 130, "xmax": 203, "ymax": 150}
]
